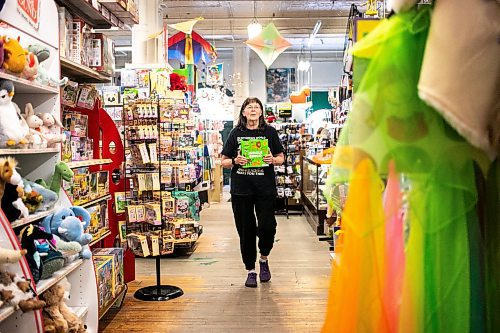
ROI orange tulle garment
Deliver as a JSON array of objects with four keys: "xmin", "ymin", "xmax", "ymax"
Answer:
[{"xmin": 322, "ymin": 159, "xmax": 389, "ymax": 333}]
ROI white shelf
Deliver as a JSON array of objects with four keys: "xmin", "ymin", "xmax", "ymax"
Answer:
[
  {"xmin": 69, "ymin": 306, "xmax": 88, "ymax": 320},
  {"xmin": 11, "ymin": 208, "xmax": 56, "ymax": 229},
  {"xmin": 66, "ymin": 159, "xmax": 112, "ymax": 169},
  {"xmin": 0, "ymin": 307, "xmax": 15, "ymax": 323},
  {"xmin": 60, "ymin": 57, "xmax": 112, "ymax": 83},
  {"xmin": 0, "ymin": 72, "xmax": 59, "ymax": 94},
  {"xmin": 78, "ymin": 194, "xmax": 112, "ymax": 208},
  {"xmin": 89, "ymin": 230, "xmax": 111, "ymax": 246},
  {"xmin": 36, "ymin": 259, "xmax": 84, "ymax": 294},
  {"xmin": 0, "ymin": 148, "xmax": 59, "ymax": 155}
]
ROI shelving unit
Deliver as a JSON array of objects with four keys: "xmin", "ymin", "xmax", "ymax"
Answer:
[
  {"xmin": 55, "ymin": 0, "xmax": 114, "ymax": 29},
  {"xmin": 70, "ymin": 306, "xmax": 89, "ymax": 320},
  {"xmin": 89, "ymin": 230, "xmax": 112, "ymax": 246},
  {"xmin": 0, "ymin": 72, "xmax": 59, "ymax": 94},
  {"xmin": 0, "ymin": 148, "xmax": 60, "ymax": 155},
  {"xmin": 36, "ymin": 259, "xmax": 84, "ymax": 294},
  {"xmin": 79, "ymin": 194, "xmax": 112, "ymax": 208},
  {"xmin": 11, "ymin": 209, "xmax": 56, "ymax": 229},
  {"xmin": 0, "ymin": 307, "xmax": 16, "ymax": 323},
  {"xmin": 60, "ymin": 57, "xmax": 112, "ymax": 84},
  {"xmin": 0, "ymin": 2, "xmax": 99, "ymax": 332},
  {"xmin": 66, "ymin": 158, "xmax": 113, "ymax": 169},
  {"xmin": 99, "ymin": 0, "xmax": 139, "ymax": 25},
  {"xmin": 301, "ymin": 157, "xmax": 329, "ymax": 235}
]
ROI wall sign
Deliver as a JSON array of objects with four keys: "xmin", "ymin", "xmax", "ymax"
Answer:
[
  {"xmin": 17, "ymin": 0, "xmax": 40, "ymax": 30},
  {"xmin": 278, "ymin": 102, "xmax": 292, "ymax": 118}
]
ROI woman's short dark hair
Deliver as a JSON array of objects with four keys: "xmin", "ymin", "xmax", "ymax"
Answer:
[{"xmin": 236, "ymin": 97, "xmax": 267, "ymax": 131}]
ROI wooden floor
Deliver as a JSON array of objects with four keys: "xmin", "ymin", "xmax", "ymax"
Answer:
[{"xmin": 99, "ymin": 194, "xmax": 331, "ymax": 333}]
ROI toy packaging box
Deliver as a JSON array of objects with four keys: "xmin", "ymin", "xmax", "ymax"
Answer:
[
  {"xmin": 240, "ymin": 138, "xmax": 269, "ymax": 168},
  {"xmin": 64, "ymin": 112, "xmax": 89, "ymax": 137},
  {"xmin": 93, "ymin": 257, "xmax": 114, "ymax": 309},
  {"xmin": 98, "ymin": 171, "xmax": 109, "ymax": 197},
  {"xmin": 71, "ymin": 167, "xmax": 90, "ymax": 205},
  {"xmin": 87, "ymin": 201, "xmax": 109, "ymax": 237},
  {"xmin": 93, "ymin": 247, "xmax": 124, "ymax": 295},
  {"xmin": 90, "ymin": 33, "xmax": 115, "ymax": 76}
]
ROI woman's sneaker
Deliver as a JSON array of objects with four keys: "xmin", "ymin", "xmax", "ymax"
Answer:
[
  {"xmin": 245, "ymin": 272, "xmax": 258, "ymax": 288},
  {"xmin": 259, "ymin": 260, "xmax": 271, "ymax": 282}
]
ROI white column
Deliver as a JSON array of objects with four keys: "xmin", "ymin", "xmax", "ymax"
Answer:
[
  {"xmin": 232, "ymin": 46, "xmax": 250, "ymax": 123},
  {"xmin": 132, "ymin": 0, "xmax": 161, "ymax": 65}
]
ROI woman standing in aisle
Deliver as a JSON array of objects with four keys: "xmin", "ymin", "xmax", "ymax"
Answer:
[{"xmin": 221, "ymin": 97, "xmax": 284, "ymax": 288}]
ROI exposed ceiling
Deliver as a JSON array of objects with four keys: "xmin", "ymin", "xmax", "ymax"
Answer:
[
  {"xmin": 109, "ymin": 0, "xmax": 384, "ymax": 67},
  {"xmin": 160, "ymin": 0, "xmax": 367, "ymax": 48}
]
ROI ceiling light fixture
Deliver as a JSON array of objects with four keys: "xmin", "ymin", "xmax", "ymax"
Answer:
[
  {"xmin": 247, "ymin": 1, "xmax": 262, "ymax": 39},
  {"xmin": 307, "ymin": 20, "xmax": 322, "ymax": 47},
  {"xmin": 297, "ymin": 46, "xmax": 311, "ymax": 72}
]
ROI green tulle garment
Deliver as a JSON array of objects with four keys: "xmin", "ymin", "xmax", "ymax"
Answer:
[{"xmin": 324, "ymin": 6, "xmax": 491, "ymax": 333}]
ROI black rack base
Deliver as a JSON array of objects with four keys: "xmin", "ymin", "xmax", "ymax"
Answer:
[{"xmin": 134, "ymin": 285, "xmax": 184, "ymax": 301}]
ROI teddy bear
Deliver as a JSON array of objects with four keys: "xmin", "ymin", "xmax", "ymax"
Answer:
[
  {"xmin": 37, "ymin": 112, "xmax": 66, "ymax": 148},
  {"xmin": 0, "ymin": 245, "xmax": 46, "ymax": 312},
  {"xmin": 0, "ymin": 157, "xmax": 29, "ymax": 222},
  {"xmin": 0, "ymin": 271, "xmax": 46, "ymax": 312},
  {"xmin": 0, "ymin": 247, "xmax": 26, "ymax": 264},
  {"xmin": 40, "ymin": 278, "xmax": 87, "ymax": 333},
  {"xmin": 40, "ymin": 207, "xmax": 92, "ymax": 259}
]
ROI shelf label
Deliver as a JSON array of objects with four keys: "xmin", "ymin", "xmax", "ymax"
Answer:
[{"xmin": 17, "ymin": 0, "xmax": 40, "ymax": 30}]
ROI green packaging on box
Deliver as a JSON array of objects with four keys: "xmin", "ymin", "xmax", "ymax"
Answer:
[{"xmin": 241, "ymin": 138, "xmax": 269, "ymax": 168}]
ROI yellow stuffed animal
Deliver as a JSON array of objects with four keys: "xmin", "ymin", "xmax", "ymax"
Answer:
[{"xmin": 2, "ymin": 36, "xmax": 28, "ymax": 74}]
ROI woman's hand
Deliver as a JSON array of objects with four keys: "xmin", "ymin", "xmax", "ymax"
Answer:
[
  {"xmin": 234, "ymin": 155, "xmax": 248, "ymax": 166},
  {"xmin": 263, "ymin": 154, "xmax": 274, "ymax": 165}
]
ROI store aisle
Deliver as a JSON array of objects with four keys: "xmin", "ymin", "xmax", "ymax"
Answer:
[{"xmin": 99, "ymin": 196, "xmax": 331, "ymax": 333}]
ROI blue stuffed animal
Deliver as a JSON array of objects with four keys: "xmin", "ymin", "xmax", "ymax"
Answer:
[{"xmin": 40, "ymin": 206, "xmax": 92, "ymax": 259}]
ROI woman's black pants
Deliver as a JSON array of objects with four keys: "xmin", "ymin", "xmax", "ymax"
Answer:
[{"xmin": 231, "ymin": 194, "xmax": 277, "ymax": 270}]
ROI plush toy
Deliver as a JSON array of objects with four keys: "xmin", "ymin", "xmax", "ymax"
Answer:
[
  {"xmin": 36, "ymin": 162, "xmax": 73, "ymax": 195},
  {"xmin": 38, "ymin": 112, "xmax": 65, "ymax": 147},
  {"xmin": 27, "ymin": 45, "xmax": 68, "ymax": 87},
  {"xmin": 0, "ymin": 79, "xmax": 29, "ymax": 147},
  {"xmin": 23, "ymin": 180, "xmax": 57, "ymax": 213},
  {"xmin": 169, "ymin": 73, "xmax": 187, "ymax": 91},
  {"xmin": 0, "ymin": 39, "xmax": 4, "ymax": 69},
  {"xmin": 290, "ymin": 86, "xmax": 311, "ymax": 104},
  {"xmin": 20, "ymin": 52, "xmax": 38, "ymax": 81},
  {"xmin": 0, "ymin": 157, "xmax": 29, "ymax": 222},
  {"xmin": 2, "ymin": 36, "xmax": 28, "ymax": 74},
  {"xmin": 18, "ymin": 224, "xmax": 54, "ymax": 283},
  {"xmin": 40, "ymin": 207, "xmax": 92, "ymax": 259},
  {"xmin": 0, "ymin": 247, "xmax": 27, "ymax": 264},
  {"xmin": 40, "ymin": 278, "xmax": 87, "ymax": 333},
  {"xmin": 0, "ymin": 271, "xmax": 46, "ymax": 312},
  {"xmin": 24, "ymin": 103, "xmax": 47, "ymax": 148}
]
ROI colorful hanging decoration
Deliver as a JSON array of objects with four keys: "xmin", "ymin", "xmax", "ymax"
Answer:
[
  {"xmin": 167, "ymin": 18, "xmax": 217, "ymax": 101},
  {"xmin": 323, "ymin": 5, "xmax": 492, "ymax": 333},
  {"xmin": 245, "ymin": 22, "xmax": 292, "ymax": 68},
  {"xmin": 168, "ymin": 17, "xmax": 203, "ymax": 35}
]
